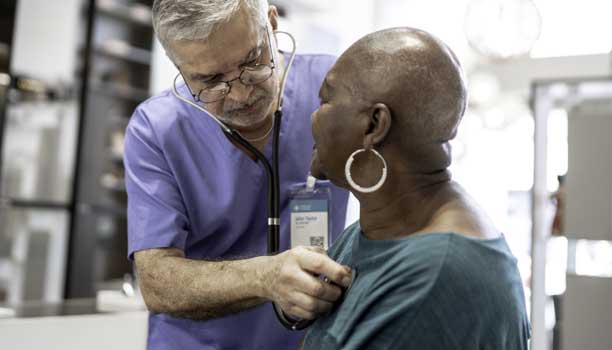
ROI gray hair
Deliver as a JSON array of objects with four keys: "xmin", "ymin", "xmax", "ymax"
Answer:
[{"xmin": 152, "ymin": 0, "xmax": 269, "ymax": 49}]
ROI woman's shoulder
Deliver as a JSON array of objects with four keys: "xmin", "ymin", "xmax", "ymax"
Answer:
[
  {"xmin": 327, "ymin": 221, "xmax": 360, "ymax": 261},
  {"xmin": 425, "ymin": 184, "xmax": 500, "ymax": 240}
]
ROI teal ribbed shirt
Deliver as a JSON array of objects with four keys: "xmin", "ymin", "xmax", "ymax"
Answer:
[{"xmin": 303, "ymin": 222, "xmax": 530, "ymax": 350}]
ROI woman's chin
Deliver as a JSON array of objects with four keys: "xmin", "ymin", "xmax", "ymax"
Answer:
[
  {"xmin": 309, "ymin": 150, "xmax": 328, "ymax": 180},
  {"xmin": 310, "ymin": 167, "xmax": 328, "ymax": 180}
]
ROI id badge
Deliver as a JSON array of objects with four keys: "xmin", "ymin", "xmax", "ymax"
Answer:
[{"xmin": 289, "ymin": 177, "xmax": 333, "ymax": 249}]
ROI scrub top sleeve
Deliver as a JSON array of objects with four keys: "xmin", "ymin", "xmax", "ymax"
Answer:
[{"xmin": 124, "ymin": 109, "xmax": 190, "ymax": 260}]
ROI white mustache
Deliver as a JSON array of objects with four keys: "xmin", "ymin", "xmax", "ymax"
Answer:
[
  {"xmin": 223, "ymin": 89, "xmax": 266, "ymax": 115},
  {"xmin": 225, "ymin": 97, "xmax": 262, "ymax": 115}
]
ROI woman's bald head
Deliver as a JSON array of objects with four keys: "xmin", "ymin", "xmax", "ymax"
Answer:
[
  {"xmin": 339, "ymin": 28, "xmax": 467, "ymax": 145},
  {"xmin": 310, "ymin": 28, "xmax": 467, "ymax": 185}
]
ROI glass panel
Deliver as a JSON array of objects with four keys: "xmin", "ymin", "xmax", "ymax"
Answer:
[
  {"xmin": 0, "ymin": 206, "xmax": 69, "ymax": 304},
  {"xmin": 533, "ymin": 79, "xmax": 612, "ymax": 350},
  {"xmin": 570, "ymin": 239, "xmax": 612, "ymax": 278},
  {"xmin": 0, "ymin": 100, "xmax": 78, "ymax": 203}
]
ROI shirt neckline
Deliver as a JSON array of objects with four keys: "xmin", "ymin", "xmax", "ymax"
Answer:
[{"xmin": 350, "ymin": 226, "xmax": 506, "ymax": 265}]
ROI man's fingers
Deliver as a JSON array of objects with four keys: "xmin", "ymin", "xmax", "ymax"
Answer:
[
  {"xmin": 288, "ymin": 291, "xmax": 334, "ymax": 315},
  {"xmin": 296, "ymin": 248, "xmax": 352, "ymax": 288},
  {"xmin": 285, "ymin": 304, "xmax": 316, "ymax": 320},
  {"xmin": 303, "ymin": 246, "xmax": 326, "ymax": 254},
  {"xmin": 291, "ymin": 270, "xmax": 343, "ymax": 302}
]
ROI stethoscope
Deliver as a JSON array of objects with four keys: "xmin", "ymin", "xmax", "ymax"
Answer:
[{"xmin": 171, "ymin": 28, "xmax": 315, "ymax": 331}]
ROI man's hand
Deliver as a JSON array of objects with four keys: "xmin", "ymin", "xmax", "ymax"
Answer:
[
  {"xmin": 258, "ymin": 246, "xmax": 352, "ymax": 320},
  {"xmin": 134, "ymin": 246, "xmax": 351, "ymax": 321}
]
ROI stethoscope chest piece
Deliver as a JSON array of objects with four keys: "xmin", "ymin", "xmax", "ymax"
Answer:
[{"xmin": 324, "ymin": 266, "xmax": 357, "ymax": 314}]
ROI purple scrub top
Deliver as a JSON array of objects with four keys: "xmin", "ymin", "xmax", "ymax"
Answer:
[{"xmin": 124, "ymin": 53, "xmax": 349, "ymax": 350}]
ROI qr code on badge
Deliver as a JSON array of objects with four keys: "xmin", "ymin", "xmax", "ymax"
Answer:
[{"xmin": 309, "ymin": 236, "xmax": 325, "ymax": 248}]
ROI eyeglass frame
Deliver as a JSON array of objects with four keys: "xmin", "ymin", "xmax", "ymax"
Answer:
[{"xmin": 178, "ymin": 26, "xmax": 277, "ymax": 104}]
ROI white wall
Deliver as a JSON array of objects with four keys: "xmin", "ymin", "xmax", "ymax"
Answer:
[
  {"xmin": 11, "ymin": 0, "xmax": 82, "ymax": 83},
  {"xmin": 150, "ymin": 38, "xmax": 178, "ymax": 95},
  {"xmin": 481, "ymin": 54, "xmax": 611, "ymax": 95}
]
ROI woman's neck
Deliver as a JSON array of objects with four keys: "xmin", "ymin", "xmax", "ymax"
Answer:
[{"xmin": 357, "ymin": 170, "xmax": 455, "ymax": 240}]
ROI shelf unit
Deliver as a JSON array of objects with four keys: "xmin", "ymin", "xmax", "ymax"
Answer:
[
  {"xmin": 65, "ymin": 0, "xmax": 154, "ymax": 298},
  {"xmin": 0, "ymin": 0, "xmax": 18, "ymax": 173},
  {"xmin": 95, "ymin": 40, "xmax": 153, "ymax": 66},
  {"xmin": 0, "ymin": 0, "xmax": 18, "ymax": 304},
  {"xmin": 96, "ymin": 0, "xmax": 153, "ymax": 27}
]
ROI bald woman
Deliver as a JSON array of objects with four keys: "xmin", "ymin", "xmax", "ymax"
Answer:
[{"xmin": 302, "ymin": 28, "xmax": 530, "ymax": 350}]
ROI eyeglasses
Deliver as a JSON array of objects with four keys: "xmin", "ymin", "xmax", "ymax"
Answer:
[{"xmin": 184, "ymin": 28, "xmax": 276, "ymax": 104}]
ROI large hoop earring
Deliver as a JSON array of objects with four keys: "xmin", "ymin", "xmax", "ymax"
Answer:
[{"xmin": 345, "ymin": 149, "xmax": 388, "ymax": 193}]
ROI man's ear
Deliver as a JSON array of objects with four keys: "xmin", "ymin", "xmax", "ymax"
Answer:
[
  {"xmin": 363, "ymin": 103, "xmax": 392, "ymax": 149},
  {"xmin": 268, "ymin": 5, "xmax": 279, "ymax": 31}
]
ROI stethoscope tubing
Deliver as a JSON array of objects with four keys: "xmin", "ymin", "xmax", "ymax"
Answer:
[{"xmin": 171, "ymin": 29, "xmax": 313, "ymax": 330}]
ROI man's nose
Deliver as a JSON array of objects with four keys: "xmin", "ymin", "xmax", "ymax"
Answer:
[{"xmin": 227, "ymin": 80, "xmax": 254, "ymax": 103}]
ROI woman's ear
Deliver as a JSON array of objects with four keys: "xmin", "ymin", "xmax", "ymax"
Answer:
[
  {"xmin": 363, "ymin": 103, "xmax": 392, "ymax": 149},
  {"xmin": 268, "ymin": 6, "xmax": 279, "ymax": 31}
]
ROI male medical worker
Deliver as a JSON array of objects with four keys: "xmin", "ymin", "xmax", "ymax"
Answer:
[{"xmin": 124, "ymin": 1, "xmax": 351, "ymax": 349}]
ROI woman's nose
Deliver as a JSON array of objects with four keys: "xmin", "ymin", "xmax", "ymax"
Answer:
[{"xmin": 311, "ymin": 109, "xmax": 319, "ymax": 122}]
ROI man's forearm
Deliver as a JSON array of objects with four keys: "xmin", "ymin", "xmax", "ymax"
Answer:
[
  {"xmin": 137, "ymin": 250, "xmax": 270, "ymax": 320},
  {"xmin": 136, "ymin": 245, "xmax": 352, "ymax": 322}
]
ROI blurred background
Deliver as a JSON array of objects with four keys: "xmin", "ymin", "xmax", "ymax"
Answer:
[{"xmin": 0, "ymin": 0, "xmax": 611, "ymax": 349}]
